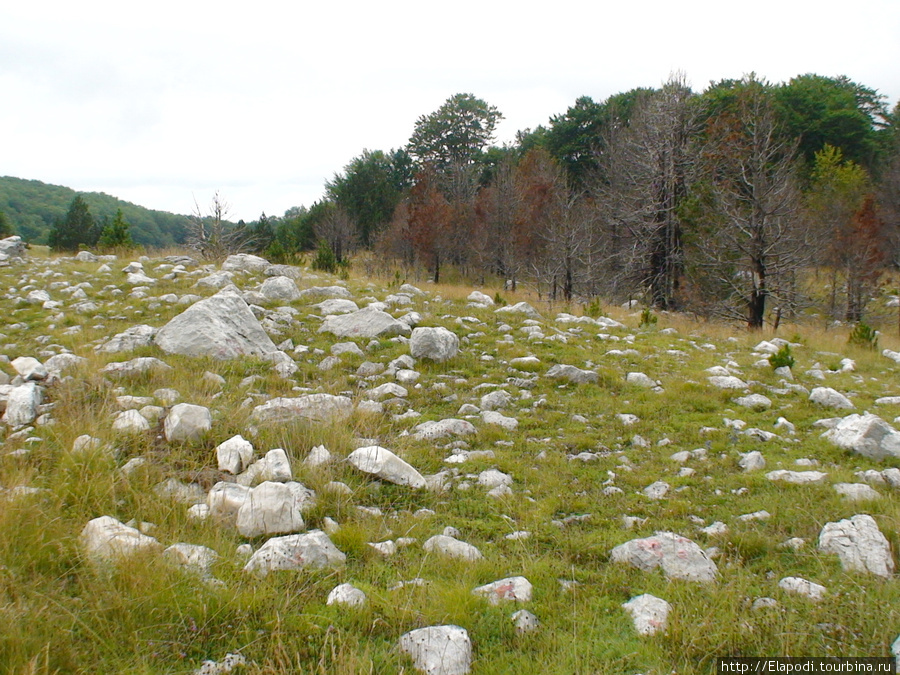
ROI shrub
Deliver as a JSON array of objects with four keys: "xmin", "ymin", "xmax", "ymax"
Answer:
[
  {"xmin": 640, "ymin": 307, "xmax": 657, "ymax": 327},
  {"xmin": 769, "ymin": 344, "xmax": 795, "ymax": 370},
  {"xmin": 584, "ymin": 298, "xmax": 604, "ymax": 319},
  {"xmin": 848, "ymin": 322, "xmax": 879, "ymax": 350},
  {"xmin": 312, "ymin": 240, "xmax": 337, "ymax": 274}
]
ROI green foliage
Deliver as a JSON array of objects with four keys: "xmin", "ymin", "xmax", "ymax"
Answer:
[
  {"xmin": 311, "ymin": 239, "xmax": 338, "ymax": 274},
  {"xmin": 493, "ymin": 292, "xmax": 505, "ymax": 306},
  {"xmin": 769, "ymin": 344, "xmax": 795, "ymax": 369},
  {"xmin": 639, "ymin": 307, "xmax": 657, "ymax": 327},
  {"xmin": 0, "ymin": 176, "xmax": 190, "ymax": 247},
  {"xmin": 848, "ymin": 322, "xmax": 879, "ymax": 349},
  {"xmin": 98, "ymin": 209, "xmax": 135, "ymax": 251},
  {"xmin": 48, "ymin": 196, "xmax": 99, "ymax": 251},
  {"xmin": 408, "ymin": 93, "xmax": 503, "ymax": 171},
  {"xmin": 0, "ymin": 209, "xmax": 13, "ymax": 237},
  {"xmin": 584, "ymin": 297, "xmax": 605, "ymax": 319}
]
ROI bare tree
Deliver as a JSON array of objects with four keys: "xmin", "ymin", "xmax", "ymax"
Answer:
[
  {"xmin": 593, "ymin": 75, "xmax": 699, "ymax": 308},
  {"xmin": 698, "ymin": 77, "xmax": 809, "ymax": 329},
  {"xmin": 189, "ymin": 191, "xmax": 250, "ymax": 261},
  {"xmin": 314, "ymin": 204, "xmax": 356, "ymax": 263}
]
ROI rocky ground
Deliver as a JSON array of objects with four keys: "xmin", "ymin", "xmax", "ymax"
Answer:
[{"xmin": 0, "ymin": 238, "xmax": 899, "ymax": 674}]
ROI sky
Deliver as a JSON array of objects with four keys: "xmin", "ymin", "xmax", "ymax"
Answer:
[{"xmin": 3, "ymin": 0, "xmax": 899, "ymax": 222}]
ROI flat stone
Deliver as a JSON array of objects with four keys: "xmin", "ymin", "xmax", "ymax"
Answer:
[
  {"xmin": 778, "ymin": 576, "xmax": 826, "ymax": 601},
  {"xmin": 810, "ymin": 387, "xmax": 853, "ymax": 410},
  {"xmin": 348, "ymin": 446, "xmax": 426, "ymax": 488},
  {"xmin": 243, "ymin": 530, "xmax": 345, "ymax": 576},
  {"xmin": 546, "ymin": 364, "xmax": 598, "ymax": 384},
  {"xmin": 423, "ymin": 534, "xmax": 483, "ymax": 561},
  {"xmin": 319, "ymin": 306, "xmax": 411, "ymax": 339},
  {"xmin": 610, "ymin": 531, "xmax": 718, "ymax": 582},
  {"xmin": 473, "ymin": 576, "xmax": 532, "ymax": 604},
  {"xmin": 398, "ymin": 625, "xmax": 472, "ymax": 675},
  {"xmin": 81, "ymin": 516, "xmax": 161, "ymax": 562},
  {"xmin": 818, "ymin": 514, "xmax": 894, "ymax": 577},
  {"xmin": 250, "ymin": 394, "xmax": 352, "ymax": 425},
  {"xmin": 766, "ymin": 470, "xmax": 828, "ymax": 484}
]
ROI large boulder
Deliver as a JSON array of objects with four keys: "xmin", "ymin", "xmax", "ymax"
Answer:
[
  {"xmin": 348, "ymin": 446, "xmax": 426, "ymax": 488},
  {"xmin": 242, "ymin": 530, "xmax": 345, "ymax": 576},
  {"xmin": 97, "ymin": 325, "xmax": 158, "ymax": 353},
  {"xmin": 250, "ymin": 394, "xmax": 352, "ymax": 425},
  {"xmin": 823, "ymin": 413, "xmax": 900, "ymax": 460},
  {"xmin": 222, "ymin": 253, "xmax": 270, "ymax": 273},
  {"xmin": 0, "ymin": 236, "xmax": 26, "ymax": 259},
  {"xmin": 259, "ymin": 276, "xmax": 302, "ymax": 302},
  {"xmin": 610, "ymin": 532, "xmax": 718, "ymax": 582},
  {"xmin": 81, "ymin": 516, "xmax": 160, "ymax": 562},
  {"xmin": 319, "ymin": 306, "xmax": 411, "ymax": 339},
  {"xmin": 410, "ymin": 327, "xmax": 459, "ymax": 362},
  {"xmin": 2, "ymin": 382, "xmax": 42, "ymax": 427},
  {"xmin": 818, "ymin": 514, "xmax": 894, "ymax": 578},
  {"xmin": 398, "ymin": 625, "xmax": 472, "ymax": 675},
  {"xmin": 235, "ymin": 481, "xmax": 314, "ymax": 537},
  {"xmin": 164, "ymin": 403, "xmax": 212, "ymax": 442},
  {"xmin": 154, "ymin": 290, "xmax": 277, "ymax": 360},
  {"xmin": 810, "ymin": 387, "xmax": 854, "ymax": 410}
]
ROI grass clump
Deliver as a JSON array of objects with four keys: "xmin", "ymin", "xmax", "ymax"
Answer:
[{"xmin": 848, "ymin": 321, "xmax": 879, "ymax": 350}]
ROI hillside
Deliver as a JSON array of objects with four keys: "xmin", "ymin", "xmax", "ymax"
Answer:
[
  {"xmin": 0, "ymin": 176, "xmax": 192, "ymax": 248},
  {"xmin": 1, "ymin": 251, "xmax": 900, "ymax": 673}
]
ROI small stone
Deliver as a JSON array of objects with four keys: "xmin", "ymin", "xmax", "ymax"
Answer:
[
  {"xmin": 622, "ymin": 594, "xmax": 672, "ymax": 636},
  {"xmin": 398, "ymin": 625, "xmax": 472, "ymax": 675},
  {"xmin": 778, "ymin": 576, "xmax": 826, "ymax": 601}
]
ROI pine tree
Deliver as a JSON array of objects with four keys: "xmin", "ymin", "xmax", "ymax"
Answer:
[
  {"xmin": 0, "ymin": 210, "xmax": 13, "ymax": 238},
  {"xmin": 98, "ymin": 209, "xmax": 134, "ymax": 250},
  {"xmin": 49, "ymin": 196, "xmax": 95, "ymax": 251}
]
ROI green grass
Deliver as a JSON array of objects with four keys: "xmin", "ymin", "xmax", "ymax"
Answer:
[{"xmin": 2, "ymin": 254, "xmax": 900, "ymax": 673}]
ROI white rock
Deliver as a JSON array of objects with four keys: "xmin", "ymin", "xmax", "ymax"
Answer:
[
  {"xmin": 97, "ymin": 325, "xmax": 158, "ymax": 353},
  {"xmin": 822, "ymin": 413, "xmax": 900, "ymax": 460},
  {"xmin": 222, "ymin": 253, "xmax": 270, "ymax": 273},
  {"xmin": 250, "ymin": 394, "xmax": 352, "ymax": 425},
  {"xmin": 818, "ymin": 514, "xmax": 894, "ymax": 577},
  {"xmin": 236, "ymin": 481, "xmax": 313, "ymax": 538},
  {"xmin": 626, "ymin": 372, "xmax": 656, "ymax": 388},
  {"xmin": 215, "ymin": 435, "xmax": 255, "ymax": 474},
  {"xmin": 477, "ymin": 469, "xmax": 512, "ymax": 489},
  {"xmin": 81, "ymin": 516, "xmax": 161, "ymax": 562},
  {"xmin": 423, "ymin": 534, "xmax": 482, "ymax": 561},
  {"xmin": 778, "ymin": 576, "xmax": 826, "ymax": 601},
  {"xmin": 242, "ymin": 530, "xmax": 345, "ymax": 576},
  {"xmin": 480, "ymin": 410, "xmax": 518, "ymax": 430},
  {"xmin": 164, "ymin": 403, "xmax": 212, "ymax": 443},
  {"xmin": 347, "ymin": 446, "xmax": 426, "ymax": 488},
  {"xmin": 112, "ymin": 409, "xmax": 151, "ymax": 434},
  {"xmin": 546, "ymin": 364, "xmax": 598, "ymax": 384},
  {"xmin": 467, "ymin": 291, "xmax": 494, "ymax": 306},
  {"xmin": 410, "ymin": 326, "xmax": 460, "ymax": 362},
  {"xmin": 304, "ymin": 445, "xmax": 333, "ymax": 467},
  {"xmin": 11, "ymin": 356, "xmax": 47, "ymax": 381},
  {"xmin": 834, "ymin": 483, "xmax": 882, "ymax": 501},
  {"xmin": 622, "ymin": 594, "xmax": 672, "ymax": 636},
  {"xmin": 2, "ymin": 382, "xmax": 42, "ymax": 427},
  {"xmin": 643, "ymin": 481, "xmax": 670, "ymax": 500},
  {"xmin": 810, "ymin": 387, "xmax": 854, "ymax": 410},
  {"xmin": 101, "ymin": 357, "xmax": 172, "ymax": 378},
  {"xmin": 259, "ymin": 276, "xmax": 301, "ymax": 302},
  {"xmin": 366, "ymin": 383, "xmax": 408, "ymax": 401},
  {"xmin": 319, "ymin": 306, "xmax": 411, "ymax": 339},
  {"xmin": 207, "ymin": 482, "xmax": 252, "ymax": 523},
  {"xmin": 708, "ymin": 376, "xmax": 747, "ymax": 389},
  {"xmin": 398, "ymin": 625, "xmax": 472, "ymax": 675},
  {"xmin": 163, "ymin": 543, "xmax": 219, "ymax": 575},
  {"xmin": 327, "ymin": 583, "xmax": 367, "ymax": 607},
  {"xmin": 735, "ymin": 394, "xmax": 772, "ymax": 410},
  {"xmin": 473, "ymin": 576, "xmax": 532, "ymax": 604},
  {"xmin": 766, "ymin": 470, "xmax": 828, "ymax": 484},
  {"xmin": 479, "ymin": 390, "xmax": 512, "ymax": 411},
  {"xmin": 610, "ymin": 531, "xmax": 718, "ymax": 582},
  {"xmin": 412, "ymin": 419, "xmax": 477, "ymax": 440},
  {"xmin": 511, "ymin": 609, "xmax": 540, "ymax": 634},
  {"xmin": 739, "ymin": 451, "xmax": 766, "ymax": 472},
  {"xmin": 237, "ymin": 448, "xmax": 293, "ymax": 486}
]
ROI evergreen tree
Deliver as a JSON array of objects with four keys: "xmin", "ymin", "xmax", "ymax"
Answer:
[
  {"xmin": 98, "ymin": 209, "xmax": 134, "ymax": 250},
  {"xmin": 49, "ymin": 196, "xmax": 95, "ymax": 251},
  {"xmin": 0, "ymin": 210, "xmax": 13, "ymax": 237}
]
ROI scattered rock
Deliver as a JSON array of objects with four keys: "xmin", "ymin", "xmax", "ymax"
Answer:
[
  {"xmin": 610, "ymin": 532, "xmax": 718, "ymax": 582},
  {"xmin": 327, "ymin": 583, "xmax": 367, "ymax": 607},
  {"xmin": 236, "ymin": 481, "xmax": 313, "ymax": 538},
  {"xmin": 81, "ymin": 516, "xmax": 161, "ymax": 562},
  {"xmin": 473, "ymin": 576, "xmax": 532, "ymax": 604},
  {"xmin": 319, "ymin": 306, "xmax": 411, "ymax": 339},
  {"xmin": 778, "ymin": 576, "xmax": 826, "ymax": 601},
  {"xmin": 410, "ymin": 326, "xmax": 460, "ymax": 362},
  {"xmin": 810, "ymin": 387, "xmax": 853, "ymax": 410},
  {"xmin": 243, "ymin": 530, "xmax": 345, "ymax": 576},
  {"xmin": 822, "ymin": 413, "xmax": 900, "ymax": 460},
  {"xmin": 546, "ymin": 364, "xmax": 598, "ymax": 384},
  {"xmin": 818, "ymin": 514, "xmax": 894, "ymax": 577},
  {"xmin": 347, "ymin": 446, "xmax": 426, "ymax": 488},
  {"xmin": 622, "ymin": 594, "xmax": 672, "ymax": 636},
  {"xmin": 164, "ymin": 403, "xmax": 212, "ymax": 443},
  {"xmin": 250, "ymin": 394, "xmax": 353, "ymax": 425},
  {"xmin": 423, "ymin": 534, "xmax": 483, "ymax": 561},
  {"xmin": 398, "ymin": 625, "xmax": 472, "ymax": 675}
]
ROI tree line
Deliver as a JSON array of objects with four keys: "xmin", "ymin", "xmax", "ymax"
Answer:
[{"xmin": 246, "ymin": 73, "xmax": 899, "ymax": 328}]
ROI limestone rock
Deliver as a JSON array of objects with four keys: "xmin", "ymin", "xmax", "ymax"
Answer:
[
  {"xmin": 480, "ymin": 410, "xmax": 518, "ymax": 430},
  {"xmin": 778, "ymin": 576, "xmax": 826, "ymax": 601},
  {"xmin": 164, "ymin": 543, "xmax": 219, "ymax": 575},
  {"xmin": 207, "ymin": 482, "xmax": 252, "ymax": 523},
  {"xmin": 410, "ymin": 327, "xmax": 459, "ymax": 362},
  {"xmin": 97, "ymin": 325, "xmax": 158, "ymax": 353},
  {"xmin": 735, "ymin": 394, "xmax": 772, "ymax": 410},
  {"xmin": 610, "ymin": 532, "xmax": 718, "ymax": 582},
  {"xmin": 236, "ymin": 448, "xmax": 293, "ymax": 486},
  {"xmin": 319, "ymin": 306, "xmax": 411, "ymax": 339},
  {"xmin": 818, "ymin": 514, "xmax": 894, "ymax": 577},
  {"xmin": 423, "ymin": 534, "xmax": 483, "ymax": 561},
  {"xmin": 112, "ymin": 409, "xmax": 151, "ymax": 434},
  {"xmin": 622, "ymin": 594, "xmax": 672, "ymax": 636},
  {"xmin": 834, "ymin": 483, "xmax": 881, "ymax": 501},
  {"xmin": 739, "ymin": 451, "xmax": 766, "ymax": 472},
  {"xmin": 473, "ymin": 576, "xmax": 532, "ymax": 604},
  {"xmin": 242, "ymin": 530, "xmax": 345, "ymax": 575},
  {"xmin": 81, "ymin": 516, "xmax": 161, "ymax": 562},
  {"xmin": 412, "ymin": 419, "xmax": 477, "ymax": 440},
  {"xmin": 546, "ymin": 364, "xmax": 598, "ymax": 384},
  {"xmin": 766, "ymin": 470, "xmax": 828, "ymax": 484},
  {"xmin": 11, "ymin": 357, "xmax": 47, "ymax": 381},
  {"xmin": 708, "ymin": 376, "xmax": 747, "ymax": 389},
  {"xmin": 164, "ymin": 403, "xmax": 212, "ymax": 443},
  {"xmin": 216, "ymin": 435, "xmax": 255, "ymax": 474},
  {"xmin": 822, "ymin": 413, "xmax": 900, "ymax": 460},
  {"xmin": 327, "ymin": 583, "xmax": 367, "ymax": 607},
  {"xmin": 250, "ymin": 394, "xmax": 352, "ymax": 425},
  {"xmin": 626, "ymin": 372, "xmax": 657, "ymax": 388},
  {"xmin": 222, "ymin": 253, "xmax": 270, "ymax": 273},
  {"xmin": 101, "ymin": 357, "xmax": 173, "ymax": 378},
  {"xmin": 314, "ymin": 298, "xmax": 359, "ymax": 315},
  {"xmin": 259, "ymin": 276, "xmax": 301, "ymax": 302},
  {"xmin": 810, "ymin": 387, "xmax": 853, "ymax": 410},
  {"xmin": 495, "ymin": 302, "xmax": 541, "ymax": 319},
  {"xmin": 3, "ymin": 382, "xmax": 42, "ymax": 427},
  {"xmin": 398, "ymin": 625, "xmax": 472, "ymax": 675},
  {"xmin": 155, "ymin": 291, "xmax": 277, "ymax": 359},
  {"xmin": 348, "ymin": 446, "xmax": 426, "ymax": 488},
  {"xmin": 236, "ymin": 481, "xmax": 314, "ymax": 538}
]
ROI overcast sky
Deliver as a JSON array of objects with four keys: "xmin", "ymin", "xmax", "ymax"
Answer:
[{"xmin": 3, "ymin": 0, "xmax": 899, "ymax": 222}]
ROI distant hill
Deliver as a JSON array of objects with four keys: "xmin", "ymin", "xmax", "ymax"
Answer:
[{"xmin": 0, "ymin": 176, "xmax": 193, "ymax": 248}]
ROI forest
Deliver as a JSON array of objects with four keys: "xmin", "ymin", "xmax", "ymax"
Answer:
[
  {"xmin": 246, "ymin": 73, "xmax": 899, "ymax": 329},
  {"xmin": 4, "ymin": 72, "xmax": 899, "ymax": 328}
]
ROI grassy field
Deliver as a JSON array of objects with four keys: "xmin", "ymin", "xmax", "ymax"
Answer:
[{"xmin": 1, "ymin": 251, "xmax": 899, "ymax": 674}]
